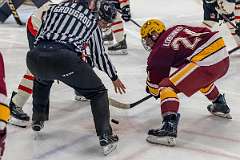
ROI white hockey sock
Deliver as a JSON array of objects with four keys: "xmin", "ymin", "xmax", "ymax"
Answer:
[
  {"xmin": 112, "ymin": 13, "xmax": 125, "ymax": 43},
  {"xmin": 13, "ymin": 70, "xmax": 34, "ymax": 107}
]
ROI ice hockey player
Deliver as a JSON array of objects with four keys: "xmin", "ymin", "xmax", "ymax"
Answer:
[
  {"xmin": 0, "ymin": 52, "xmax": 10, "ymax": 160},
  {"xmin": 8, "ymin": 1, "xmax": 54, "ymax": 128},
  {"xmin": 100, "ymin": 0, "xmax": 131, "ymax": 55},
  {"xmin": 26, "ymin": 0, "xmax": 126, "ymax": 155},
  {"xmin": 8, "ymin": 0, "xmax": 87, "ymax": 128},
  {"xmin": 202, "ymin": 0, "xmax": 240, "ymax": 47},
  {"xmin": 140, "ymin": 19, "xmax": 231, "ymax": 146}
]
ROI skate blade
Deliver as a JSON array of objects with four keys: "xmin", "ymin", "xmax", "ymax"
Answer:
[
  {"xmin": 146, "ymin": 135, "xmax": 176, "ymax": 146},
  {"xmin": 8, "ymin": 117, "xmax": 30, "ymax": 128},
  {"xmin": 211, "ymin": 112, "xmax": 232, "ymax": 119},
  {"xmin": 102, "ymin": 143, "xmax": 117, "ymax": 156},
  {"xmin": 108, "ymin": 49, "xmax": 128, "ymax": 55}
]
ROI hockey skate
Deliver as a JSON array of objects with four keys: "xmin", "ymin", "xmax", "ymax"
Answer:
[
  {"xmin": 146, "ymin": 113, "xmax": 180, "ymax": 146},
  {"xmin": 8, "ymin": 91, "xmax": 30, "ymax": 128},
  {"xmin": 99, "ymin": 133, "xmax": 119, "ymax": 156},
  {"xmin": 32, "ymin": 120, "xmax": 44, "ymax": 132},
  {"xmin": 108, "ymin": 35, "xmax": 128, "ymax": 55},
  {"xmin": 103, "ymin": 32, "xmax": 114, "ymax": 45},
  {"xmin": 0, "ymin": 127, "xmax": 6, "ymax": 157},
  {"xmin": 207, "ymin": 94, "xmax": 232, "ymax": 119}
]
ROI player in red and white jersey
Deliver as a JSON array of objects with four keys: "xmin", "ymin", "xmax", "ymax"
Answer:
[
  {"xmin": 0, "ymin": 52, "xmax": 10, "ymax": 160},
  {"xmin": 8, "ymin": 1, "xmax": 59, "ymax": 127},
  {"xmin": 101, "ymin": 0, "xmax": 131, "ymax": 55},
  {"xmin": 140, "ymin": 19, "xmax": 231, "ymax": 146},
  {"xmin": 202, "ymin": 0, "xmax": 240, "ymax": 47}
]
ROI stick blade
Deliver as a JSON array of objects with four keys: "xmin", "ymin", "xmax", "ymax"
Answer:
[{"xmin": 109, "ymin": 98, "xmax": 130, "ymax": 109}]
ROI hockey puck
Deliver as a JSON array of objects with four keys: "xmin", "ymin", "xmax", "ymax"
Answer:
[{"xmin": 111, "ymin": 119, "xmax": 119, "ymax": 124}]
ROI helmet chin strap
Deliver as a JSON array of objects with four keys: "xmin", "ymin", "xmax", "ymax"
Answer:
[{"xmin": 141, "ymin": 33, "xmax": 160, "ymax": 52}]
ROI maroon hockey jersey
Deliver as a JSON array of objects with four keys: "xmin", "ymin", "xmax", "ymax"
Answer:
[{"xmin": 147, "ymin": 25, "xmax": 221, "ymax": 85}]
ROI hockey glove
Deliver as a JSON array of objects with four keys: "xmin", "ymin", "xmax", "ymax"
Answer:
[
  {"xmin": 121, "ymin": 5, "xmax": 131, "ymax": 22},
  {"xmin": 146, "ymin": 86, "xmax": 160, "ymax": 99}
]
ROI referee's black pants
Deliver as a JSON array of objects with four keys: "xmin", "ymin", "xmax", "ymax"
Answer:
[{"xmin": 26, "ymin": 42, "xmax": 112, "ymax": 136}]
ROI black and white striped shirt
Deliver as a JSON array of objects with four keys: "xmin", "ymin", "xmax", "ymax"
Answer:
[{"xmin": 36, "ymin": 2, "xmax": 118, "ymax": 80}]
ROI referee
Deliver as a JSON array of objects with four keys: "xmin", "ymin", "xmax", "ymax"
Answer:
[{"xmin": 26, "ymin": 0, "xmax": 125, "ymax": 155}]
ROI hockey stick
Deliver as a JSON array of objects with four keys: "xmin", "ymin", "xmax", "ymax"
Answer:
[
  {"xmin": 130, "ymin": 19, "xmax": 141, "ymax": 28},
  {"xmin": 109, "ymin": 94, "xmax": 152, "ymax": 109},
  {"xmin": 215, "ymin": 8, "xmax": 240, "ymax": 54},
  {"xmin": 117, "ymin": 9, "xmax": 141, "ymax": 28},
  {"xmin": 7, "ymin": 0, "xmax": 23, "ymax": 25},
  {"xmin": 215, "ymin": 7, "xmax": 238, "ymax": 30},
  {"xmin": 211, "ymin": 8, "xmax": 240, "ymax": 55},
  {"xmin": 229, "ymin": 46, "xmax": 240, "ymax": 54}
]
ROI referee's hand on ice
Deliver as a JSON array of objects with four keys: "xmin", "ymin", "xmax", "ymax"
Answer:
[{"xmin": 112, "ymin": 78, "xmax": 126, "ymax": 94}]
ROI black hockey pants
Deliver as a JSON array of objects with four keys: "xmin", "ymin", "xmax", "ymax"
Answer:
[{"xmin": 26, "ymin": 41, "xmax": 112, "ymax": 136}]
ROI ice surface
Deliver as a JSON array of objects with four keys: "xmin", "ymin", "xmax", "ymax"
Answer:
[{"xmin": 1, "ymin": 0, "xmax": 240, "ymax": 159}]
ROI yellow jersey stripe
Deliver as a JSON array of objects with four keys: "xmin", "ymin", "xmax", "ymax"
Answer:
[
  {"xmin": 200, "ymin": 83, "xmax": 214, "ymax": 94},
  {"xmin": 160, "ymin": 87, "xmax": 177, "ymax": 100},
  {"xmin": 170, "ymin": 63, "xmax": 198, "ymax": 85},
  {"xmin": 0, "ymin": 103, "xmax": 10, "ymax": 122},
  {"xmin": 191, "ymin": 37, "xmax": 225, "ymax": 62}
]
